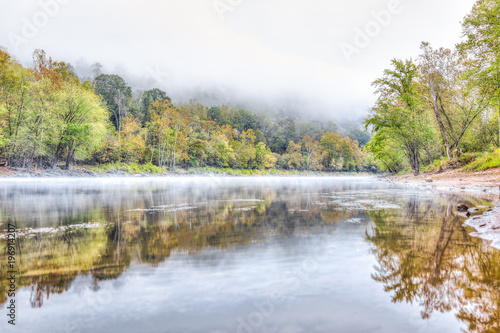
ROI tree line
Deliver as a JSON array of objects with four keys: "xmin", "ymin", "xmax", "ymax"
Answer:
[
  {"xmin": 0, "ymin": 48, "xmax": 370, "ymax": 172},
  {"xmin": 365, "ymin": 0, "xmax": 500, "ymax": 175}
]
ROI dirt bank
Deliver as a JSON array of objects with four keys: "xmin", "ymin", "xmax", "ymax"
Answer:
[
  {"xmin": 0, "ymin": 166, "xmax": 98, "ymax": 177},
  {"xmin": 387, "ymin": 168, "xmax": 500, "ymax": 197}
]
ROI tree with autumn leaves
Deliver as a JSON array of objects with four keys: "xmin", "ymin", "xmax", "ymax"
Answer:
[
  {"xmin": 277, "ymin": 133, "xmax": 363, "ymax": 171},
  {"xmin": 0, "ymin": 48, "xmax": 368, "ymax": 172},
  {"xmin": 0, "ymin": 49, "xmax": 109, "ymax": 170},
  {"xmin": 148, "ymin": 99, "xmax": 190, "ymax": 168}
]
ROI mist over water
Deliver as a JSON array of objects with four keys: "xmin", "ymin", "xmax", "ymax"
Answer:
[{"xmin": 0, "ymin": 177, "xmax": 499, "ymax": 333}]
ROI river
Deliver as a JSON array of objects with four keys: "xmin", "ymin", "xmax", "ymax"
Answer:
[{"xmin": 0, "ymin": 176, "xmax": 498, "ymax": 333}]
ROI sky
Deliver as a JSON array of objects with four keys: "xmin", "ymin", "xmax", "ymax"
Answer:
[{"xmin": 0, "ymin": 0, "xmax": 478, "ymax": 122}]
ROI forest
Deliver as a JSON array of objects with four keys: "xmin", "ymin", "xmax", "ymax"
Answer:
[
  {"xmin": 3, "ymin": 1, "xmax": 497, "ymax": 176},
  {"xmin": 0, "ymin": 49, "xmax": 371, "ymax": 173},
  {"xmin": 365, "ymin": 0, "xmax": 500, "ymax": 175}
]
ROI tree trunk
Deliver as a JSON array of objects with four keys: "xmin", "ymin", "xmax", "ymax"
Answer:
[
  {"xmin": 63, "ymin": 139, "xmax": 76, "ymax": 170},
  {"xmin": 161, "ymin": 138, "xmax": 167, "ymax": 167},
  {"xmin": 150, "ymin": 142, "xmax": 155, "ymax": 164},
  {"xmin": 52, "ymin": 156, "xmax": 58, "ymax": 171},
  {"xmin": 172, "ymin": 130, "xmax": 178, "ymax": 169},
  {"xmin": 65, "ymin": 148, "xmax": 72, "ymax": 170},
  {"xmin": 424, "ymin": 147, "xmax": 433, "ymax": 165},
  {"xmin": 430, "ymin": 82, "xmax": 452, "ymax": 159},
  {"xmin": 408, "ymin": 145, "xmax": 420, "ymax": 176}
]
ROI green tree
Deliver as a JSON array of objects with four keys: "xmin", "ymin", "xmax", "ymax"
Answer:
[
  {"xmin": 367, "ymin": 59, "xmax": 435, "ymax": 175},
  {"xmin": 50, "ymin": 81, "xmax": 110, "ymax": 169},
  {"xmin": 347, "ymin": 128, "xmax": 371, "ymax": 148},
  {"xmin": 206, "ymin": 133, "xmax": 234, "ymax": 167},
  {"xmin": 419, "ymin": 42, "xmax": 488, "ymax": 158},
  {"xmin": 300, "ymin": 136, "xmax": 322, "ymax": 170},
  {"xmin": 254, "ymin": 141, "xmax": 276, "ymax": 169},
  {"xmin": 148, "ymin": 100, "xmax": 191, "ymax": 168},
  {"xmin": 0, "ymin": 49, "xmax": 33, "ymax": 166},
  {"xmin": 458, "ymin": 0, "xmax": 500, "ymax": 146},
  {"xmin": 364, "ymin": 129, "xmax": 405, "ymax": 173},
  {"xmin": 320, "ymin": 132, "xmax": 343, "ymax": 171},
  {"xmin": 284, "ymin": 141, "xmax": 302, "ymax": 170},
  {"xmin": 120, "ymin": 115, "xmax": 146, "ymax": 163},
  {"xmin": 93, "ymin": 74, "xmax": 132, "ymax": 134},
  {"xmin": 233, "ymin": 129, "xmax": 256, "ymax": 169},
  {"xmin": 139, "ymin": 88, "xmax": 170, "ymax": 124}
]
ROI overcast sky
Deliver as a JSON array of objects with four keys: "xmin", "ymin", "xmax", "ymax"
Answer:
[{"xmin": 0, "ymin": 0, "xmax": 478, "ymax": 121}]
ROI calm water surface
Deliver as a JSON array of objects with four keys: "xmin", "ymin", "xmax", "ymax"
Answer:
[{"xmin": 0, "ymin": 176, "xmax": 499, "ymax": 333}]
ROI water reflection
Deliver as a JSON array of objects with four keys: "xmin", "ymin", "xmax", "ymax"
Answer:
[
  {"xmin": 367, "ymin": 194, "xmax": 500, "ymax": 333},
  {"xmin": 0, "ymin": 177, "xmax": 498, "ymax": 333},
  {"xmin": 0, "ymin": 177, "xmax": 362, "ymax": 308}
]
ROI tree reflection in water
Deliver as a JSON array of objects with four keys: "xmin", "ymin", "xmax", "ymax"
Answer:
[
  {"xmin": 1, "ymin": 180, "xmax": 499, "ymax": 333},
  {"xmin": 367, "ymin": 194, "xmax": 500, "ymax": 333},
  {"xmin": 0, "ymin": 184, "xmax": 353, "ymax": 309}
]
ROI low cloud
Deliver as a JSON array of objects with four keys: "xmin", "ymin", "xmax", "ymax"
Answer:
[{"xmin": 0, "ymin": 0, "xmax": 477, "ymax": 121}]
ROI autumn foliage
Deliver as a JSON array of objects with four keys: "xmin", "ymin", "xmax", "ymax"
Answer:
[{"xmin": 0, "ymin": 48, "xmax": 366, "ymax": 172}]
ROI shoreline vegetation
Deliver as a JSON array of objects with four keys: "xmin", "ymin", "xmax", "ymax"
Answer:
[
  {"xmin": 0, "ymin": 164, "xmax": 374, "ymax": 178},
  {"xmin": 364, "ymin": 1, "xmax": 500, "ymax": 178}
]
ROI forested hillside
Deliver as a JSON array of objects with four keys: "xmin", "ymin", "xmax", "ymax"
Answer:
[
  {"xmin": 0, "ymin": 49, "xmax": 370, "ymax": 173},
  {"xmin": 2, "ymin": 1, "xmax": 499, "ymax": 177}
]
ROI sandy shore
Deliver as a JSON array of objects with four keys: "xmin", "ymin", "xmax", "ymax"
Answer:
[{"xmin": 388, "ymin": 168, "xmax": 500, "ymax": 196}]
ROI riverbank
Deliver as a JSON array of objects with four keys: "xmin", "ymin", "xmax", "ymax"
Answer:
[
  {"xmin": 463, "ymin": 205, "xmax": 500, "ymax": 250},
  {"xmin": 385, "ymin": 167, "xmax": 500, "ymax": 250},
  {"xmin": 385, "ymin": 167, "xmax": 500, "ymax": 196},
  {"xmin": 0, "ymin": 165, "xmax": 372, "ymax": 178}
]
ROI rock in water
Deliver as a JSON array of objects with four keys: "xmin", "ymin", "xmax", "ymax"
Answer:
[{"xmin": 457, "ymin": 204, "xmax": 469, "ymax": 212}]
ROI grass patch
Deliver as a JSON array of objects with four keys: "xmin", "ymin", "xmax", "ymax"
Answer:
[
  {"xmin": 463, "ymin": 149, "xmax": 500, "ymax": 171},
  {"xmin": 421, "ymin": 157, "xmax": 449, "ymax": 173},
  {"xmin": 177, "ymin": 167, "xmax": 325, "ymax": 176},
  {"xmin": 421, "ymin": 154, "xmax": 478, "ymax": 173},
  {"xmin": 93, "ymin": 162, "xmax": 167, "ymax": 174},
  {"xmin": 89, "ymin": 163, "xmax": 367, "ymax": 176},
  {"xmin": 397, "ymin": 167, "xmax": 412, "ymax": 175}
]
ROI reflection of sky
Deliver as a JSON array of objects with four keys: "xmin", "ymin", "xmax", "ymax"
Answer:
[
  {"xmin": 4, "ymin": 221, "xmax": 461, "ymax": 333},
  {"xmin": 1, "ymin": 176, "xmax": 488, "ymax": 333}
]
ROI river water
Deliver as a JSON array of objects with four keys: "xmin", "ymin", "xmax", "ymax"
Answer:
[{"xmin": 0, "ymin": 176, "xmax": 498, "ymax": 333}]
